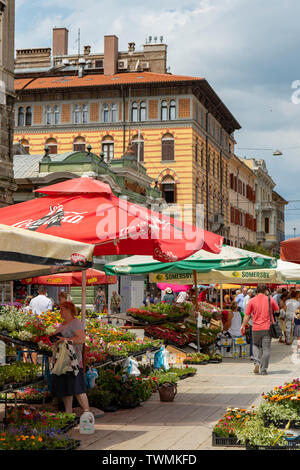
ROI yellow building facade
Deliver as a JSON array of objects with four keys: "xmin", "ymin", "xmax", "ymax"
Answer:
[{"xmin": 14, "ymin": 72, "xmax": 240, "ymax": 239}]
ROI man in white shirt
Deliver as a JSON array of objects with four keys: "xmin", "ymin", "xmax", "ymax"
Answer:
[{"xmin": 29, "ymin": 286, "xmax": 53, "ymax": 316}]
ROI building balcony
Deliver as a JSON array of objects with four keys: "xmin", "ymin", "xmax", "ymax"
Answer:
[
  {"xmin": 256, "ymin": 201, "xmax": 277, "ymax": 212},
  {"xmin": 256, "ymin": 231, "xmax": 266, "ymax": 242}
]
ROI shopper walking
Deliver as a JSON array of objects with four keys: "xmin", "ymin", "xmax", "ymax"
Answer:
[
  {"xmin": 110, "ymin": 290, "xmax": 122, "ymax": 314},
  {"xmin": 94, "ymin": 287, "xmax": 106, "ymax": 314},
  {"xmin": 293, "ymin": 307, "xmax": 300, "ymax": 353},
  {"xmin": 241, "ymin": 284, "xmax": 279, "ymax": 375},
  {"xmin": 285, "ymin": 290, "xmax": 299, "ymax": 345},
  {"xmin": 278, "ymin": 291, "xmax": 289, "ymax": 343}
]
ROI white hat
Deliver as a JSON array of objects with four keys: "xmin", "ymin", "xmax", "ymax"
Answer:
[{"xmin": 165, "ymin": 287, "xmax": 172, "ymax": 294}]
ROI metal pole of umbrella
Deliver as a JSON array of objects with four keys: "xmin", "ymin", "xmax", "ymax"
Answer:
[
  {"xmin": 220, "ymin": 282, "xmax": 224, "ymax": 310},
  {"xmin": 10, "ymin": 281, "xmax": 14, "ymax": 306},
  {"xmin": 193, "ymin": 270, "xmax": 201, "ymax": 352},
  {"xmin": 81, "ymin": 270, "xmax": 87, "ymax": 326}
]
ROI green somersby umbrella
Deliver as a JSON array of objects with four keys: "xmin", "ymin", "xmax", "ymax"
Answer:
[{"xmin": 104, "ymin": 245, "xmax": 279, "ymax": 283}]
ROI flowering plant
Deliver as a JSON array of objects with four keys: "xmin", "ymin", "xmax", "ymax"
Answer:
[
  {"xmin": 262, "ymin": 379, "xmax": 300, "ymax": 405},
  {"xmin": 213, "ymin": 407, "xmax": 254, "ymax": 438}
]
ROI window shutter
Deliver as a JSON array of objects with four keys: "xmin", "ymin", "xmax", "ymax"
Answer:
[
  {"xmin": 162, "ymin": 139, "xmax": 174, "ymax": 161},
  {"xmin": 230, "ymin": 173, "xmax": 234, "ymax": 189}
]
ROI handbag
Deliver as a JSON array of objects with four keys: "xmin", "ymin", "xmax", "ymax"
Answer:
[{"xmin": 269, "ymin": 296, "xmax": 282, "ymax": 339}]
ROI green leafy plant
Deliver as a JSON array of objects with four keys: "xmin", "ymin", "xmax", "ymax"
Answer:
[{"xmin": 234, "ymin": 415, "xmax": 287, "ymax": 447}]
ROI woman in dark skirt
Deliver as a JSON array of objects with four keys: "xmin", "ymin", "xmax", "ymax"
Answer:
[
  {"xmin": 294, "ymin": 308, "xmax": 300, "ymax": 354},
  {"xmin": 51, "ymin": 301, "xmax": 90, "ymax": 414}
]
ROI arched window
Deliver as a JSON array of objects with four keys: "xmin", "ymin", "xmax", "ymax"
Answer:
[
  {"xmin": 45, "ymin": 138, "xmax": 58, "ymax": 155},
  {"xmin": 82, "ymin": 104, "xmax": 88, "ymax": 124},
  {"xmin": 46, "ymin": 105, "xmax": 53, "ymax": 125},
  {"xmin": 54, "ymin": 105, "xmax": 60, "ymax": 125},
  {"xmin": 161, "ymin": 133, "xmax": 174, "ymax": 161},
  {"xmin": 101, "ymin": 135, "xmax": 114, "ymax": 162},
  {"xmin": 131, "ymin": 134, "xmax": 144, "ymax": 162},
  {"xmin": 139, "ymin": 101, "xmax": 147, "ymax": 121},
  {"xmin": 169, "ymin": 100, "xmax": 176, "ymax": 120},
  {"xmin": 18, "ymin": 107, "xmax": 24, "ymax": 127},
  {"xmin": 161, "ymin": 100, "xmax": 168, "ymax": 121},
  {"xmin": 103, "ymin": 103, "xmax": 109, "ymax": 123},
  {"xmin": 111, "ymin": 103, "xmax": 117, "ymax": 122},
  {"xmin": 25, "ymin": 106, "xmax": 32, "ymax": 126},
  {"xmin": 73, "ymin": 136, "xmax": 86, "ymax": 152},
  {"xmin": 20, "ymin": 138, "xmax": 30, "ymax": 154},
  {"xmin": 131, "ymin": 102, "xmax": 138, "ymax": 122},
  {"xmin": 161, "ymin": 175, "xmax": 176, "ymax": 204},
  {"xmin": 74, "ymin": 104, "xmax": 81, "ymax": 124}
]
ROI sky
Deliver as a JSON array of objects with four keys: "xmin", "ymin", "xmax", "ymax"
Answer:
[{"xmin": 15, "ymin": 0, "xmax": 300, "ymax": 236}]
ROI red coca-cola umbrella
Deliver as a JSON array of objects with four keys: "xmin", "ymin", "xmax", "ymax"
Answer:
[
  {"xmin": 281, "ymin": 238, "xmax": 300, "ymax": 264},
  {"xmin": 0, "ymin": 176, "xmax": 223, "ymax": 262},
  {"xmin": 21, "ymin": 268, "xmax": 117, "ymax": 286}
]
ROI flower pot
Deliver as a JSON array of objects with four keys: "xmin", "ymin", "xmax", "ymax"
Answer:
[{"xmin": 158, "ymin": 382, "xmax": 177, "ymax": 402}]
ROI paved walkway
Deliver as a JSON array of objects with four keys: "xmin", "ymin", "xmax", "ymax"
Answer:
[{"xmin": 68, "ymin": 339, "xmax": 300, "ymax": 450}]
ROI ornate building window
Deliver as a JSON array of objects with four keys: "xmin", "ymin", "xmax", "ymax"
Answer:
[
  {"xmin": 161, "ymin": 175, "xmax": 176, "ymax": 204},
  {"xmin": 103, "ymin": 103, "xmax": 109, "ymax": 123},
  {"xmin": 46, "ymin": 105, "xmax": 53, "ymax": 125},
  {"xmin": 54, "ymin": 105, "xmax": 60, "ymax": 125},
  {"xmin": 161, "ymin": 100, "xmax": 168, "ymax": 121},
  {"xmin": 74, "ymin": 104, "xmax": 88, "ymax": 124},
  {"xmin": 169, "ymin": 100, "xmax": 176, "ymax": 120},
  {"xmin": 131, "ymin": 134, "xmax": 144, "ymax": 162},
  {"xmin": 45, "ymin": 137, "xmax": 58, "ymax": 155},
  {"xmin": 20, "ymin": 138, "xmax": 30, "ymax": 154},
  {"xmin": 101, "ymin": 135, "xmax": 114, "ymax": 162},
  {"xmin": 25, "ymin": 106, "xmax": 32, "ymax": 126},
  {"xmin": 131, "ymin": 101, "xmax": 139, "ymax": 122},
  {"xmin": 139, "ymin": 101, "xmax": 147, "ymax": 121},
  {"xmin": 73, "ymin": 136, "xmax": 86, "ymax": 152},
  {"xmin": 161, "ymin": 133, "xmax": 175, "ymax": 161},
  {"xmin": 17, "ymin": 107, "xmax": 25, "ymax": 127},
  {"xmin": 111, "ymin": 103, "xmax": 117, "ymax": 122}
]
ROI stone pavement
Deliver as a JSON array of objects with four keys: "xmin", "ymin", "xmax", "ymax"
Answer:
[{"xmin": 67, "ymin": 339, "xmax": 300, "ymax": 450}]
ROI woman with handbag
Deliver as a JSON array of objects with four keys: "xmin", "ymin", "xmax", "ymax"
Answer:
[
  {"xmin": 240, "ymin": 284, "xmax": 279, "ymax": 376},
  {"xmin": 50, "ymin": 301, "xmax": 90, "ymax": 414}
]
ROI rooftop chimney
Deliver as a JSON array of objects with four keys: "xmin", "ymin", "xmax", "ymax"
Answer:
[
  {"xmin": 52, "ymin": 27, "xmax": 69, "ymax": 56},
  {"xmin": 104, "ymin": 35, "xmax": 118, "ymax": 75}
]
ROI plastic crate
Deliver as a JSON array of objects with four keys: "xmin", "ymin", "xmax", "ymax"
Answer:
[
  {"xmin": 212, "ymin": 432, "xmax": 242, "ymax": 447},
  {"xmin": 245, "ymin": 441, "xmax": 300, "ymax": 450},
  {"xmin": 263, "ymin": 418, "xmax": 300, "ymax": 429}
]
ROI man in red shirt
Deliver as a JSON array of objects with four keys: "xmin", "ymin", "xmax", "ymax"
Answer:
[{"xmin": 240, "ymin": 284, "xmax": 279, "ymax": 375}]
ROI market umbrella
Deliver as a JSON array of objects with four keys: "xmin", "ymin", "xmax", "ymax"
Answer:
[
  {"xmin": 0, "ymin": 176, "xmax": 224, "ymax": 320},
  {"xmin": 21, "ymin": 268, "xmax": 117, "ymax": 286},
  {"xmin": 104, "ymin": 245, "xmax": 278, "ymax": 311},
  {"xmin": 156, "ymin": 283, "xmax": 191, "ymax": 293},
  {"xmin": 0, "ymin": 223, "xmax": 94, "ymax": 303},
  {"xmin": 0, "ymin": 176, "xmax": 223, "ymax": 262},
  {"xmin": 281, "ymin": 238, "xmax": 300, "ymax": 264},
  {"xmin": 104, "ymin": 245, "xmax": 278, "ymax": 276}
]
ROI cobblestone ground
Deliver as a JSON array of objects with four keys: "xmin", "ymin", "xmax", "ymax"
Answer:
[{"xmin": 66, "ymin": 339, "xmax": 300, "ymax": 450}]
